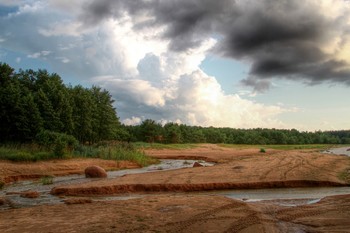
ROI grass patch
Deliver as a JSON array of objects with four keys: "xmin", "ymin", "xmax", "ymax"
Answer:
[
  {"xmin": 133, "ymin": 142, "xmax": 198, "ymax": 150},
  {"xmin": 0, "ymin": 145, "xmax": 54, "ymax": 162},
  {"xmin": 74, "ymin": 143, "xmax": 157, "ymax": 167},
  {"xmin": 40, "ymin": 176, "xmax": 54, "ymax": 185},
  {"xmin": 0, "ymin": 142, "xmax": 157, "ymax": 167}
]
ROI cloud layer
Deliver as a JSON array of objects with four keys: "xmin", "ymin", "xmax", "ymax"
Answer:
[
  {"xmin": 81, "ymin": 0, "xmax": 350, "ymax": 91},
  {"xmin": 1, "ymin": 0, "xmax": 349, "ymax": 129}
]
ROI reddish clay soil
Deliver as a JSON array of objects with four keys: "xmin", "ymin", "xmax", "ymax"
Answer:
[
  {"xmin": 0, "ymin": 194, "xmax": 350, "ymax": 232},
  {"xmin": 51, "ymin": 145, "xmax": 350, "ymax": 196},
  {"xmin": 145, "ymin": 144, "xmax": 277, "ymax": 162},
  {"xmin": 0, "ymin": 158, "xmax": 139, "ymax": 183},
  {"xmin": 1, "ymin": 144, "xmax": 350, "ymax": 232}
]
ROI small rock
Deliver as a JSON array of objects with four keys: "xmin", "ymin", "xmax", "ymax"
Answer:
[
  {"xmin": 85, "ymin": 165, "xmax": 107, "ymax": 178},
  {"xmin": 347, "ymin": 148, "xmax": 350, "ymax": 151},
  {"xmin": 193, "ymin": 162, "xmax": 203, "ymax": 167},
  {"xmin": 20, "ymin": 191, "xmax": 40, "ymax": 199},
  {"xmin": 0, "ymin": 197, "xmax": 6, "ymax": 205}
]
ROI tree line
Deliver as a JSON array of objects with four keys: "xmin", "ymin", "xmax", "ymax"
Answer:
[
  {"xmin": 1, "ymin": 63, "xmax": 349, "ymax": 146},
  {"xmin": 123, "ymin": 119, "xmax": 350, "ymax": 145},
  {"xmin": 0, "ymin": 63, "xmax": 121, "ymax": 144}
]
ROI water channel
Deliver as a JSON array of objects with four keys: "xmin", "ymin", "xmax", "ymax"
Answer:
[{"xmin": 1, "ymin": 147, "xmax": 350, "ymax": 209}]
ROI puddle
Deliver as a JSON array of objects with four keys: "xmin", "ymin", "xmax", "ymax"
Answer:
[
  {"xmin": 84, "ymin": 187, "xmax": 350, "ymax": 207},
  {"xmin": 322, "ymin": 146, "xmax": 350, "ymax": 156},
  {"xmin": 0, "ymin": 159, "xmax": 214, "ymax": 209},
  {"xmin": 215, "ymin": 186, "xmax": 350, "ymax": 206}
]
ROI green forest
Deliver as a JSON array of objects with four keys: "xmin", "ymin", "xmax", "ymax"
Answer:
[{"xmin": 1, "ymin": 62, "xmax": 350, "ymax": 147}]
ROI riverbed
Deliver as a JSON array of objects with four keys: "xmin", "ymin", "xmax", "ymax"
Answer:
[
  {"xmin": 0, "ymin": 159, "xmax": 214, "ymax": 209},
  {"xmin": 2, "ymin": 156, "xmax": 350, "ymax": 210}
]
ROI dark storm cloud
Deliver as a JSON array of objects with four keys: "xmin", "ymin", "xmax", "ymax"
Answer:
[
  {"xmin": 81, "ymin": 0, "xmax": 235, "ymax": 50},
  {"xmin": 150, "ymin": 0, "xmax": 235, "ymax": 51},
  {"xmin": 81, "ymin": 0, "xmax": 350, "ymax": 90}
]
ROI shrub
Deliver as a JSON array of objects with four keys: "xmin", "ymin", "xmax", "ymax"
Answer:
[
  {"xmin": 260, "ymin": 148, "xmax": 266, "ymax": 153},
  {"xmin": 73, "ymin": 144, "xmax": 100, "ymax": 158},
  {"xmin": 36, "ymin": 130, "xmax": 78, "ymax": 158},
  {"xmin": 0, "ymin": 180, "xmax": 4, "ymax": 189}
]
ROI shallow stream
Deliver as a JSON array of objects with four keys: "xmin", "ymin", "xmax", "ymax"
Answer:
[{"xmin": 0, "ymin": 159, "xmax": 213, "ymax": 209}]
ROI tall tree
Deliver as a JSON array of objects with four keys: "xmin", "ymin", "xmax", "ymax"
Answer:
[
  {"xmin": 164, "ymin": 122, "xmax": 182, "ymax": 143},
  {"xmin": 139, "ymin": 119, "xmax": 163, "ymax": 143},
  {"xmin": 71, "ymin": 85, "xmax": 96, "ymax": 143},
  {"xmin": 90, "ymin": 86, "xmax": 120, "ymax": 142}
]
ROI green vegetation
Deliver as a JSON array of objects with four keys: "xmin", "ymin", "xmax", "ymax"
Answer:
[
  {"xmin": 133, "ymin": 142, "xmax": 198, "ymax": 150},
  {"xmin": 0, "ymin": 63, "xmax": 151, "ymax": 165},
  {"xmin": 0, "ymin": 180, "xmax": 4, "ymax": 189},
  {"xmin": 125, "ymin": 121, "xmax": 350, "ymax": 145},
  {"xmin": 0, "ymin": 143, "xmax": 156, "ymax": 166},
  {"xmin": 36, "ymin": 130, "xmax": 78, "ymax": 158},
  {"xmin": 259, "ymin": 148, "xmax": 266, "ymax": 153},
  {"xmin": 74, "ymin": 143, "xmax": 156, "ymax": 166},
  {"xmin": 0, "ymin": 145, "xmax": 53, "ymax": 162},
  {"xmin": 40, "ymin": 176, "xmax": 54, "ymax": 185},
  {"xmin": 0, "ymin": 63, "xmax": 125, "ymax": 144}
]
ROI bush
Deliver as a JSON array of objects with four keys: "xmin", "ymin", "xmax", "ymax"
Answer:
[
  {"xmin": 260, "ymin": 148, "xmax": 266, "ymax": 153},
  {"xmin": 36, "ymin": 130, "xmax": 78, "ymax": 158},
  {"xmin": 74, "ymin": 144, "xmax": 100, "ymax": 158}
]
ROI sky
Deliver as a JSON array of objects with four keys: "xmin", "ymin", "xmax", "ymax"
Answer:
[{"xmin": 0, "ymin": 0, "xmax": 350, "ymax": 131}]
